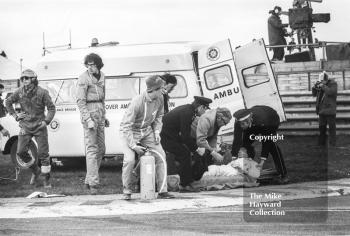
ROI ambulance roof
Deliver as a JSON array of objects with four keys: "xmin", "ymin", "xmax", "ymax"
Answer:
[{"xmin": 36, "ymin": 41, "xmax": 207, "ymax": 80}]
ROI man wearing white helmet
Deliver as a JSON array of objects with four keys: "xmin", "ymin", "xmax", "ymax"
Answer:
[{"xmin": 6, "ymin": 69, "xmax": 56, "ymax": 188}]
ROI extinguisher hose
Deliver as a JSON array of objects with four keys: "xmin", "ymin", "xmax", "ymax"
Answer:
[{"xmin": 150, "ymin": 149, "xmax": 167, "ymax": 193}]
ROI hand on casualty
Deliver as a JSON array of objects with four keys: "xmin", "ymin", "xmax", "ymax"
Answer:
[
  {"xmin": 211, "ymin": 150, "xmax": 224, "ymax": 163},
  {"xmin": 154, "ymin": 132, "xmax": 161, "ymax": 144},
  {"xmin": 87, "ymin": 119, "xmax": 95, "ymax": 129},
  {"xmin": 256, "ymin": 158, "xmax": 265, "ymax": 169},
  {"xmin": 196, "ymin": 147, "xmax": 206, "ymax": 156},
  {"xmin": 133, "ymin": 145, "xmax": 147, "ymax": 155}
]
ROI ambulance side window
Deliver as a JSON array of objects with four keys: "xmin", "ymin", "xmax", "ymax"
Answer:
[
  {"xmin": 56, "ymin": 79, "xmax": 77, "ymax": 104},
  {"xmin": 168, "ymin": 75, "xmax": 187, "ymax": 98},
  {"xmin": 40, "ymin": 80, "xmax": 61, "ymax": 103},
  {"xmin": 204, "ymin": 65, "xmax": 233, "ymax": 90},
  {"xmin": 105, "ymin": 77, "xmax": 139, "ymax": 101},
  {"xmin": 242, "ymin": 63, "xmax": 269, "ymax": 88},
  {"xmin": 40, "ymin": 79, "xmax": 77, "ymax": 104},
  {"xmin": 139, "ymin": 75, "xmax": 188, "ymax": 98}
]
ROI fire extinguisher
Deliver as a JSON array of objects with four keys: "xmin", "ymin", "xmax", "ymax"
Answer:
[{"xmin": 140, "ymin": 150, "xmax": 156, "ymax": 200}]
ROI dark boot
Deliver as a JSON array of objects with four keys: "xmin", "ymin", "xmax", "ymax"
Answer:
[
  {"xmin": 318, "ymin": 125, "xmax": 327, "ymax": 146},
  {"xmin": 43, "ymin": 173, "xmax": 52, "ymax": 188},
  {"xmin": 29, "ymin": 166, "xmax": 41, "ymax": 187}
]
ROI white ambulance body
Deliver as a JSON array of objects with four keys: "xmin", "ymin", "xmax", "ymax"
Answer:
[{"xmin": 0, "ymin": 39, "xmax": 285, "ymax": 161}]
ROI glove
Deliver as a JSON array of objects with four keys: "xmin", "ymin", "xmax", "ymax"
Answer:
[
  {"xmin": 196, "ymin": 147, "xmax": 206, "ymax": 156},
  {"xmin": 39, "ymin": 121, "xmax": 47, "ymax": 129},
  {"xmin": 211, "ymin": 150, "xmax": 224, "ymax": 163},
  {"xmin": 87, "ymin": 119, "xmax": 95, "ymax": 129},
  {"xmin": 257, "ymin": 158, "xmax": 266, "ymax": 169},
  {"xmin": 0, "ymin": 128, "xmax": 10, "ymax": 138},
  {"xmin": 105, "ymin": 118, "xmax": 110, "ymax": 128},
  {"xmin": 154, "ymin": 132, "xmax": 161, "ymax": 144},
  {"xmin": 133, "ymin": 145, "xmax": 146, "ymax": 156},
  {"xmin": 15, "ymin": 112, "xmax": 27, "ymax": 121}
]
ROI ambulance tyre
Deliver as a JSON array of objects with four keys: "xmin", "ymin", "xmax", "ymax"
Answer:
[{"xmin": 10, "ymin": 139, "xmax": 38, "ymax": 169}]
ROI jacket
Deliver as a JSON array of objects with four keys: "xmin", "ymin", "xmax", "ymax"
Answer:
[
  {"xmin": 161, "ymin": 103, "xmax": 197, "ymax": 152},
  {"xmin": 76, "ymin": 70, "xmax": 106, "ymax": 124},
  {"xmin": 6, "ymin": 86, "xmax": 56, "ymax": 134},
  {"xmin": 194, "ymin": 109, "xmax": 220, "ymax": 153},
  {"xmin": 231, "ymin": 106, "xmax": 280, "ymax": 158},
  {"xmin": 120, "ymin": 91, "xmax": 164, "ymax": 149},
  {"xmin": 268, "ymin": 14, "xmax": 287, "ymax": 46},
  {"xmin": 312, "ymin": 79, "xmax": 337, "ymax": 115}
]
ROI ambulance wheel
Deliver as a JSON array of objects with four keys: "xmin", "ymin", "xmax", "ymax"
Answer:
[{"xmin": 10, "ymin": 139, "xmax": 38, "ymax": 169}]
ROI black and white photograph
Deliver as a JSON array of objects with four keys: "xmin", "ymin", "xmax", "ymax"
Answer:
[{"xmin": 1, "ymin": 0, "xmax": 350, "ymax": 235}]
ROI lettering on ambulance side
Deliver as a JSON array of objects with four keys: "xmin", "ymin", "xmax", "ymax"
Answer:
[
  {"xmin": 105, "ymin": 103, "xmax": 130, "ymax": 110},
  {"xmin": 213, "ymin": 86, "xmax": 240, "ymax": 100},
  {"xmin": 55, "ymin": 107, "xmax": 77, "ymax": 112}
]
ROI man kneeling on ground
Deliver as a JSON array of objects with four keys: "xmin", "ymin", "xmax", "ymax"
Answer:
[
  {"xmin": 161, "ymin": 96, "xmax": 212, "ymax": 192},
  {"xmin": 190, "ymin": 107, "xmax": 233, "ymax": 181}
]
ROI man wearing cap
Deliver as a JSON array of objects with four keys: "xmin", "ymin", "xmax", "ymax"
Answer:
[
  {"xmin": 231, "ymin": 105, "xmax": 288, "ymax": 184},
  {"xmin": 6, "ymin": 69, "xmax": 56, "ymax": 188},
  {"xmin": 76, "ymin": 53, "xmax": 109, "ymax": 195},
  {"xmin": 160, "ymin": 73, "xmax": 177, "ymax": 114},
  {"xmin": 120, "ymin": 75, "xmax": 174, "ymax": 200},
  {"xmin": 160, "ymin": 96, "xmax": 212, "ymax": 192}
]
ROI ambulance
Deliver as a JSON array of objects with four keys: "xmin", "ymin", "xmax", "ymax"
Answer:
[{"xmin": 0, "ymin": 38, "xmax": 285, "ymax": 165}]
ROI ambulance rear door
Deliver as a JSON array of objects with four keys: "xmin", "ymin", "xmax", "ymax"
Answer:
[
  {"xmin": 197, "ymin": 39, "xmax": 245, "ymax": 134},
  {"xmin": 232, "ymin": 38, "xmax": 286, "ymax": 121}
]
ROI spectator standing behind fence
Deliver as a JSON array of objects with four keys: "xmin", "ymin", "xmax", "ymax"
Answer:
[
  {"xmin": 76, "ymin": 53, "xmax": 110, "ymax": 195},
  {"xmin": 6, "ymin": 69, "xmax": 56, "ymax": 188},
  {"xmin": 268, "ymin": 6, "xmax": 288, "ymax": 61},
  {"xmin": 120, "ymin": 75, "xmax": 174, "ymax": 200},
  {"xmin": 312, "ymin": 71, "xmax": 338, "ymax": 147},
  {"xmin": 160, "ymin": 73, "xmax": 177, "ymax": 114}
]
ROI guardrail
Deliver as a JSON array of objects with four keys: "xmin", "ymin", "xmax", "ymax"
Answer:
[{"xmin": 266, "ymin": 41, "xmax": 350, "ymax": 62}]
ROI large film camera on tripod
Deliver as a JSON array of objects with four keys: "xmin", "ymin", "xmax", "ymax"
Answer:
[{"xmin": 284, "ymin": 0, "xmax": 330, "ymax": 61}]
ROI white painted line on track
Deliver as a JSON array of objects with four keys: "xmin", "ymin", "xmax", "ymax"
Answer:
[{"xmin": 1, "ymin": 178, "xmax": 350, "ymax": 219}]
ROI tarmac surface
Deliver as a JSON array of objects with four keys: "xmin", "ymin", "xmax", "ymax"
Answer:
[{"xmin": 1, "ymin": 178, "xmax": 350, "ymax": 219}]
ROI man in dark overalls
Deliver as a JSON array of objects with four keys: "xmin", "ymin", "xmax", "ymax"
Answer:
[
  {"xmin": 231, "ymin": 105, "xmax": 289, "ymax": 184},
  {"xmin": 161, "ymin": 96, "xmax": 212, "ymax": 192},
  {"xmin": 6, "ymin": 69, "xmax": 56, "ymax": 188}
]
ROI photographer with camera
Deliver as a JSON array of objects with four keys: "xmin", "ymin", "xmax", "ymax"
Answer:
[
  {"xmin": 268, "ymin": 6, "xmax": 289, "ymax": 61},
  {"xmin": 312, "ymin": 71, "xmax": 338, "ymax": 147}
]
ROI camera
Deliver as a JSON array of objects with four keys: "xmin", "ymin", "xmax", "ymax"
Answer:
[
  {"xmin": 314, "ymin": 81, "xmax": 323, "ymax": 89},
  {"xmin": 312, "ymin": 81, "xmax": 323, "ymax": 96}
]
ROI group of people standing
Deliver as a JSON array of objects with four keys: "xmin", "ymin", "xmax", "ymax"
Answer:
[{"xmin": 2, "ymin": 52, "xmax": 337, "ymax": 199}]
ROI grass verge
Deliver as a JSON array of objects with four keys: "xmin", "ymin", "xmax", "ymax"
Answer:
[{"xmin": 0, "ymin": 135, "xmax": 349, "ymax": 198}]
